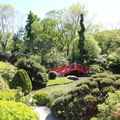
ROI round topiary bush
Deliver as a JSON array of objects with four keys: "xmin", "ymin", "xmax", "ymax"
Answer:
[
  {"xmin": 89, "ymin": 81, "xmax": 98, "ymax": 89},
  {"xmin": 0, "ymin": 101, "xmax": 39, "ymax": 120},
  {"xmin": 10, "ymin": 69, "xmax": 32, "ymax": 94},
  {"xmin": 101, "ymin": 86, "xmax": 116, "ymax": 96},
  {"xmin": 32, "ymin": 90, "xmax": 53, "ymax": 106},
  {"xmin": 91, "ymin": 88, "xmax": 101, "ymax": 97},
  {"xmin": 48, "ymin": 71, "xmax": 57, "ymax": 79},
  {"xmin": 100, "ymin": 79, "xmax": 113, "ymax": 87}
]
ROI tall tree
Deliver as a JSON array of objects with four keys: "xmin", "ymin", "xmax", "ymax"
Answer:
[
  {"xmin": 46, "ymin": 3, "xmax": 87, "ymax": 56},
  {"xmin": 25, "ymin": 11, "xmax": 39, "ymax": 53},
  {"xmin": 0, "ymin": 4, "xmax": 15, "ymax": 51},
  {"xmin": 0, "ymin": 4, "xmax": 15, "ymax": 33},
  {"xmin": 78, "ymin": 14, "xmax": 85, "ymax": 64}
]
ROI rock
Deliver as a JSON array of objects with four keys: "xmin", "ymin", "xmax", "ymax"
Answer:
[{"xmin": 66, "ymin": 75, "xmax": 79, "ymax": 80}]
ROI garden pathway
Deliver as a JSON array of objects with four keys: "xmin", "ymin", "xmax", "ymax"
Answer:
[{"xmin": 34, "ymin": 106, "xmax": 58, "ymax": 120}]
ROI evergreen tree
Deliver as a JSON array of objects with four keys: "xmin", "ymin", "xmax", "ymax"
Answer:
[
  {"xmin": 25, "ymin": 11, "xmax": 39, "ymax": 53},
  {"xmin": 78, "ymin": 14, "xmax": 86, "ymax": 64}
]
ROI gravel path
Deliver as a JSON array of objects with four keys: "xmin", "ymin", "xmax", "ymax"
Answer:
[{"xmin": 34, "ymin": 106, "xmax": 58, "ymax": 120}]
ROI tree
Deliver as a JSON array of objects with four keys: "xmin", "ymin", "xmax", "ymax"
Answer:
[
  {"xmin": 0, "ymin": 4, "xmax": 15, "ymax": 51},
  {"xmin": 46, "ymin": 3, "xmax": 87, "ymax": 56},
  {"xmin": 25, "ymin": 11, "xmax": 40, "ymax": 53},
  {"xmin": 78, "ymin": 14, "xmax": 86, "ymax": 64},
  {"xmin": 94, "ymin": 30, "xmax": 120, "ymax": 54},
  {"xmin": 0, "ymin": 4, "xmax": 15, "ymax": 33},
  {"xmin": 44, "ymin": 48, "xmax": 68, "ymax": 68},
  {"xmin": 69, "ymin": 35, "xmax": 101, "ymax": 64}
]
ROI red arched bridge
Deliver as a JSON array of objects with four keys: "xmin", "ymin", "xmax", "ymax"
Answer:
[{"xmin": 48, "ymin": 64, "xmax": 89, "ymax": 77}]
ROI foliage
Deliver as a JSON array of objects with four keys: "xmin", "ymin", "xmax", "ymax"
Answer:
[
  {"xmin": 0, "ymin": 101, "xmax": 39, "ymax": 120},
  {"xmin": 89, "ymin": 64, "xmax": 104, "ymax": 74},
  {"xmin": 107, "ymin": 51, "xmax": 120, "ymax": 73},
  {"xmin": 0, "ymin": 62, "xmax": 16, "ymax": 83},
  {"xmin": 10, "ymin": 69, "xmax": 32, "ymax": 94},
  {"xmin": 94, "ymin": 90, "xmax": 120, "ymax": 120},
  {"xmin": 94, "ymin": 30, "xmax": 120, "ymax": 55},
  {"xmin": 69, "ymin": 35, "xmax": 101, "ymax": 64},
  {"xmin": 0, "ymin": 4, "xmax": 15, "ymax": 51},
  {"xmin": 48, "ymin": 71, "xmax": 57, "ymax": 79},
  {"xmin": 16, "ymin": 58, "xmax": 48, "ymax": 89},
  {"xmin": 0, "ymin": 61, "xmax": 15, "ymax": 70},
  {"xmin": 0, "ymin": 69, "xmax": 16, "ymax": 83},
  {"xmin": 51, "ymin": 73, "xmax": 120, "ymax": 120},
  {"xmin": 44, "ymin": 48, "xmax": 68, "ymax": 68},
  {"xmin": 29, "ymin": 54, "xmax": 41, "ymax": 63},
  {"xmin": 32, "ymin": 90, "xmax": 53, "ymax": 106},
  {"xmin": 0, "ymin": 75, "xmax": 9, "ymax": 91},
  {"xmin": 47, "ymin": 77, "xmax": 73, "ymax": 86}
]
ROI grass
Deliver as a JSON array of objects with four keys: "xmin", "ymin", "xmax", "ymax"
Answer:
[
  {"xmin": 47, "ymin": 77, "xmax": 73, "ymax": 86},
  {"xmin": 0, "ymin": 61, "xmax": 15, "ymax": 70}
]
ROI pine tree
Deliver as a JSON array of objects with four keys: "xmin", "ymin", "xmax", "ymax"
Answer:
[{"xmin": 25, "ymin": 11, "xmax": 39, "ymax": 52}]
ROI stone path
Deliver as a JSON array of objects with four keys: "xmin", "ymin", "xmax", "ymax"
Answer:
[{"xmin": 34, "ymin": 106, "xmax": 58, "ymax": 120}]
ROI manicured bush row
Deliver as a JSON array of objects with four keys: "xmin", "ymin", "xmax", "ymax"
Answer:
[{"xmin": 51, "ymin": 72, "xmax": 120, "ymax": 120}]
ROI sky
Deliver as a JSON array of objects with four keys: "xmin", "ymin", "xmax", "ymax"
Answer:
[{"xmin": 0, "ymin": 0, "xmax": 120, "ymax": 28}]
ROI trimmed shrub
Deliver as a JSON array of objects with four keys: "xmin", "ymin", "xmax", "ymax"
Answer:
[
  {"xmin": 84, "ymin": 95, "xmax": 98, "ymax": 116},
  {"xmin": 10, "ymin": 69, "xmax": 32, "ymax": 94},
  {"xmin": 79, "ymin": 84, "xmax": 91, "ymax": 94},
  {"xmin": 48, "ymin": 71, "xmax": 57, "ymax": 79},
  {"xmin": 32, "ymin": 90, "xmax": 53, "ymax": 106},
  {"xmin": 0, "ymin": 101, "xmax": 39, "ymax": 120},
  {"xmin": 89, "ymin": 81, "xmax": 98, "ymax": 89},
  {"xmin": 114, "ymin": 79, "xmax": 120, "ymax": 88},
  {"xmin": 100, "ymin": 79, "xmax": 113, "ymax": 87},
  {"xmin": 51, "ymin": 73, "xmax": 120, "ymax": 120},
  {"xmin": 0, "ymin": 75, "xmax": 9, "ymax": 91},
  {"xmin": 101, "ymin": 86, "xmax": 116, "ymax": 96},
  {"xmin": 91, "ymin": 88, "xmax": 101, "ymax": 97},
  {"xmin": 16, "ymin": 58, "xmax": 48, "ymax": 89},
  {"xmin": 92, "ymin": 72, "xmax": 112, "ymax": 78},
  {"xmin": 95, "ymin": 91, "xmax": 120, "ymax": 120}
]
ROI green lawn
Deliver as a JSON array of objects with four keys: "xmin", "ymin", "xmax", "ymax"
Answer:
[{"xmin": 47, "ymin": 77, "xmax": 73, "ymax": 86}]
